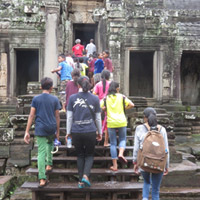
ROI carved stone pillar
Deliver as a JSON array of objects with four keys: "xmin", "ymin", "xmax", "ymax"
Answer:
[
  {"xmin": 44, "ymin": 2, "xmax": 60, "ymax": 86},
  {"xmin": 0, "ymin": 53, "xmax": 8, "ymax": 103}
]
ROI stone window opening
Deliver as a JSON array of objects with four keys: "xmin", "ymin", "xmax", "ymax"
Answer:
[
  {"xmin": 181, "ymin": 51, "xmax": 200, "ymax": 105},
  {"xmin": 16, "ymin": 49, "xmax": 39, "ymax": 96}
]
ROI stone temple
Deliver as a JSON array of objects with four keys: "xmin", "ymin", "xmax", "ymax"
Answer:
[
  {"xmin": 0, "ymin": 0, "xmax": 200, "ymax": 105},
  {"xmin": 1, "ymin": 0, "xmax": 200, "ymax": 200}
]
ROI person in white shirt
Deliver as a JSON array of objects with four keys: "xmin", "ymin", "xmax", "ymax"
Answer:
[
  {"xmin": 86, "ymin": 39, "xmax": 96, "ymax": 57},
  {"xmin": 65, "ymin": 52, "xmax": 75, "ymax": 69}
]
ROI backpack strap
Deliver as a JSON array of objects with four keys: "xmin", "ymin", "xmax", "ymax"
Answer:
[
  {"xmin": 144, "ymin": 123, "xmax": 162, "ymax": 132},
  {"xmin": 122, "ymin": 95, "xmax": 126, "ymax": 114},
  {"xmin": 143, "ymin": 123, "xmax": 150, "ymax": 131}
]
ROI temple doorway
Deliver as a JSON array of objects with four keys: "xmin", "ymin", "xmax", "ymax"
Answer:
[
  {"xmin": 129, "ymin": 51, "xmax": 154, "ymax": 97},
  {"xmin": 73, "ymin": 24, "xmax": 97, "ymax": 48},
  {"xmin": 16, "ymin": 49, "xmax": 39, "ymax": 95},
  {"xmin": 181, "ymin": 51, "xmax": 200, "ymax": 105}
]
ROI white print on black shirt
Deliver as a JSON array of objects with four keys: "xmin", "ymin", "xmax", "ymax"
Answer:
[{"xmin": 73, "ymin": 98, "xmax": 94, "ymax": 110}]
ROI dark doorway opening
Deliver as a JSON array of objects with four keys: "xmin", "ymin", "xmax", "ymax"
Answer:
[
  {"xmin": 16, "ymin": 49, "xmax": 39, "ymax": 95},
  {"xmin": 129, "ymin": 51, "xmax": 154, "ymax": 97},
  {"xmin": 181, "ymin": 51, "xmax": 200, "ymax": 105},
  {"xmin": 73, "ymin": 24, "xmax": 97, "ymax": 48}
]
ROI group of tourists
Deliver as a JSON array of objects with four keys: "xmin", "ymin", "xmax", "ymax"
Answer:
[{"xmin": 24, "ymin": 38, "xmax": 169, "ymax": 200}]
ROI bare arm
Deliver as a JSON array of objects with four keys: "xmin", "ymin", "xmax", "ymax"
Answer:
[
  {"xmin": 24, "ymin": 107, "xmax": 36, "ymax": 144},
  {"xmin": 55, "ymin": 110, "xmax": 60, "ymax": 140},
  {"xmin": 51, "ymin": 66, "xmax": 62, "ymax": 73},
  {"xmin": 125, "ymin": 102, "xmax": 134, "ymax": 110}
]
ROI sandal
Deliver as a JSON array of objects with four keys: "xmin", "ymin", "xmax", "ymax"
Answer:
[
  {"xmin": 110, "ymin": 166, "xmax": 118, "ymax": 171},
  {"xmin": 81, "ymin": 178, "xmax": 91, "ymax": 187},
  {"xmin": 46, "ymin": 165, "xmax": 53, "ymax": 173},
  {"xmin": 78, "ymin": 182, "xmax": 85, "ymax": 189},
  {"xmin": 38, "ymin": 179, "xmax": 49, "ymax": 188},
  {"xmin": 118, "ymin": 156, "xmax": 128, "ymax": 164}
]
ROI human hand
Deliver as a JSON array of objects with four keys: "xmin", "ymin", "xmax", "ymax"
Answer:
[
  {"xmin": 164, "ymin": 168, "xmax": 169, "ymax": 176},
  {"xmin": 24, "ymin": 132, "xmax": 30, "ymax": 144},
  {"xmin": 133, "ymin": 164, "xmax": 139, "ymax": 174},
  {"xmin": 65, "ymin": 134, "xmax": 72, "ymax": 143},
  {"xmin": 96, "ymin": 134, "xmax": 102, "ymax": 141}
]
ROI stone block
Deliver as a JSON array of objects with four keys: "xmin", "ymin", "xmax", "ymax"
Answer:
[
  {"xmin": 0, "ymin": 144, "xmax": 10, "ymax": 158},
  {"xmin": 0, "ymin": 128, "xmax": 14, "ymax": 142},
  {"xmin": 10, "ymin": 188, "xmax": 32, "ymax": 200},
  {"xmin": 0, "ymin": 112, "xmax": 10, "ymax": 128},
  {"xmin": 162, "ymin": 160, "xmax": 200, "ymax": 187},
  {"xmin": 0, "ymin": 176, "xmax": 16, "ymax": 200},
  {"xmin": 7, "ymin": 143, "xmax": 31, "ymax": 167},
  {"xmin": 0, "ymin": 159, "xmax": 6, "ymax": 175},
  {"xmin": 192, "ymin": 144, "xmax": 200, "ymax": 156}
]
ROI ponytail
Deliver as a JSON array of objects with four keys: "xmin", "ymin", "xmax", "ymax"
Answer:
[
  {"xmin": 148, "ymin": 113, "xmax": 157, "ymax": 128},
  {"xmin": 78, "ymin": 76, "xmax": 91, "ymax": 92}
]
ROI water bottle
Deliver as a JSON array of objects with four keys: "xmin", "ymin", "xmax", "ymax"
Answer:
[{"xmin": 67, "ymin": 138, "xmax": 72, "ymax": 148}]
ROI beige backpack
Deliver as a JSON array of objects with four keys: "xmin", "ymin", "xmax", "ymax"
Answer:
[{"xmin": 137, "ymin": 123, "xmax": 167, "ymax": 173}]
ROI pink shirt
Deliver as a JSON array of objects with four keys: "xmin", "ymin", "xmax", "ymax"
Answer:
[{"xmin": 94, "ymin": 80, "xmax": 110, "ymax": 100}]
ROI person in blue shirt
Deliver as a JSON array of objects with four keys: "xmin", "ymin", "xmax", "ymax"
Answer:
[
  {"xmin": 94, "ymin": 53, "xmax": 104, "ymax": 74},
  {"xmin": 51, "ymin": 54, "xmax": 73, "ymax": 111},
  {"xmin": 24, "ymin": 77, "xmax": 61, "ymax": 188}
]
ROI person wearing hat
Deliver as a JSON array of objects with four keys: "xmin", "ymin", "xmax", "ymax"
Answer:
[
  {"xmin": 72, "ymin": 39, "xmax": 85, "ymax": 57},
  {"xmin": 133, "ymin": 107, "xmax": 169, "ymax": 200},
  {"xmin": 66, "ymin": 76, "xmax": 102, "ymax": 188}
]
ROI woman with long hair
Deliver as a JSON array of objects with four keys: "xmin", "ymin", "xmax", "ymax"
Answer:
[
  {"xmin": 101, "ymin": 81, "xmax": 134, "ymax": 171},
  {"xmin": 66, "ymin": 76, "xmax": 102, "ymax": 188},
  {"xmin": 133, "ymin": 107, "xmax": 169, "ymax": 200},
  {"xmin": 65, "ymin": 68, "xmax": 80, "ymax": 107},
  {"xmin": 93, "ymin": 70, "xmax": 110, "ymax": 146}
]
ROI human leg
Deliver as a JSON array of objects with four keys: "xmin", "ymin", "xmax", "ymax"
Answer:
[
  {"xmin": 72, "ymin": 133, "xmax": 85, "ymax": 182},
  {"xmin": 141, "ymin": 171, "xmax": 151, "ymax": 200},
  {"xmin": 108, "ymin": 128, "xmax": 118, "ymax": 170},
  {"xmin": 36, "ymin": 136, "xmax": 47, "ymax": 180},
  {"xmin": 118, "ymin": 127, "xmax": 127, "ymax": 163},
  {"xmin": 82, "ymin": 132, "xmax": 96, "ymax": 179},
  {"xmin": 46, "ymin": 135, "xmax": 54, "ymax": 166},
  {"xmin": 151, "ymin": 172, "xmax": 163, "ymax": 200},
  {"xmin": 60, "ymin": 80, "xmax": 68, "ymax": 111}
]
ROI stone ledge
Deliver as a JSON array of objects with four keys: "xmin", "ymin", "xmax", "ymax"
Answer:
[{"xmin": 0, "ymin": 176, "xmax": 16, "ymax": 200}]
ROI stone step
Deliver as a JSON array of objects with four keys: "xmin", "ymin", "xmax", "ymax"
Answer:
[
  {"xmin": 36, "ymin": 145, "xmax": 134, "ymax": 152},
  {"xmin": 21, "ymin": 181, "xmax": 143, "ymax": 200},
  {"xmin": 0, "ymin": 176, "xmax": 16, "ymax": 200},
  {"xmin": 162, "ymin": 160, "xmax": 200, "ymax": 187},
  {"xmin": 26, "ymin": 168, "xmax": 138, "ymax": 177},
  {"xmin": 31, "ymin": 156, "xmax": 134, "ymax": 163},
  {"xmin": 160, "ymin": 187, "xmax": 200, "ymax": 199}
]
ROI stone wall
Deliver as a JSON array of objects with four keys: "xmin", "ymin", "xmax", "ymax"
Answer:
[{"xmin": 102, "ymin": 0, "xmax": 200, "ymax": 104}]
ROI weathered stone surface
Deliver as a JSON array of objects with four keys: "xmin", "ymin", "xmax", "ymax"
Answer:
[
  {"xmin": 162, "ymin": 160, "xmax": 200, "ymax": 187},
  {"xmin": 0, "ymin": 159, "xmax": 6, "ymax": 175},
  {"xmin": 0, "ymin": 112, "xmax": 10, "ymax": 128},
  {"xmin": 7, "ymin": 143, "xmax": 31, "ymax": 167},
  {"xmin": 0, "ymin": 128, "xmax": 14, "ymax": 142},
  {"xmin": 0, "ymin": 176, "xmax": 16, "ymax": 200},
  {"xmin": 0, "ymin": 144, "xmax": 10, "ymax": 158},
  {"xmin": 10, "ymin": 188, "xmax": 32, "ymax": 200},
  {"xmin": 191, "ymin": 144, "xmax": 200, "ymax": 156}
]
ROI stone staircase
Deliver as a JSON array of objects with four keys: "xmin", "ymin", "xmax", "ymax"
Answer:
[
  {"xmin": 1, "ymin": 89, "xmax": 200, "ymax": 199},
  {"xmin": 21, "ymin": 122, "xmax": 143, "ymax": 200}
]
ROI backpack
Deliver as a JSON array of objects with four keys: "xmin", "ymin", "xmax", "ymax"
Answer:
[{"xmin": 137, "ymin": 123, "xmax": 167, "ymax": 173}]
